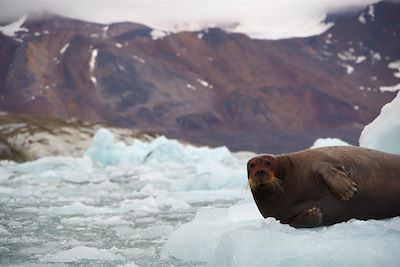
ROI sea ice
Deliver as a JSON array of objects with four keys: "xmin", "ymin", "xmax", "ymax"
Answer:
[
  {"xmin": 40, "ymin": 246, "xmax": 123, "ymax": 262},
  {"xmin": 2, "ymin": 117, "xmax": 398, "ymax": 266},
  {"xmin": 163, "ymin": 201, "xmax": 400, "ymax": 266}
]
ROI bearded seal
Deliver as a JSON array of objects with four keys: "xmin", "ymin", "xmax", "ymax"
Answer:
[{"xmin": 247, "ymin": 146, "xmax": 400, "ymax": 228}]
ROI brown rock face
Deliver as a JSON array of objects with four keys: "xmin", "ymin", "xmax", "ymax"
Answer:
[{"xmin": 0, "ymin": 2, "xmax": 399, "ymax": 153}]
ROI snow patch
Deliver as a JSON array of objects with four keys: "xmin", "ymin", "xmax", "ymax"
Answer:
[
  {"xmin": 115, "ymin": 42, "xmax": 123, "ymax": 48},
  {"xmin": 59, "ymin": 43, "xmax": 70, "ymax": 54},
  {"xmin": 0, "ymin": 15, "xmax": 28, "ymax": 37},
  {"xmin": 89, "ymin": 48, "xmax": 98, "ymax": 72},
  {"xmin": 345, "ymin": 64, "xmax": 354, "ymax": 74},
  {"xmin": 388, "ymin": 60, "xmax": 400, "ymax": 79},
  {"xmin": 358, "ymin": 13, "xmax": 366, "ymax": 24},
  {"xmin": 131, "ymin": 54, "xmax": 146, "ymax": 64},
  {"xmin": 90, "ymin": 76, "xmax": 97, "ymax": 84},
  {"xmin": 368, "ymin": 5, "xmax": 375, "ymax": 19},
  {"xmin": 355, "ymin": 56, "xmax": 366, "ymax": 64},
  {"xmin": 186, "ymin": 83, "xmax": 196, "ymax": 90},
  {"xmin": 372, "ymin": 52, "xmax": 381, "ymax": 62},
  {"xmin": 380, "ymin": 84, "xmax": 400, "ymax": 93},
  {"xmin": 89, "ymin": 48, "xmax": 98, "ymax": 85},
  {"xmin": 197, "ymin": 78, "xmax": 213, "ymax": 89},
  {"xmin": 151, "ymin": 29, "xmax": 168, "ymax": 40},
  {"xmin": 360, "ymin": 91, "xmax": 400, "ymax": 153}
]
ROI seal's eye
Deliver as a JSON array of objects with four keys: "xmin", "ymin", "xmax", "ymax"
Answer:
[
  {"xmin": 265, "ymin": 160, "xmax": 271, "ymax": 166},
  {"xmin": 249, "ymin": 163, "xmax": 256, "ymax": 169}
]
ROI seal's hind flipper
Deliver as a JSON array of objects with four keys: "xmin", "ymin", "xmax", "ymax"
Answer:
[
  {"xmin": 314, "ymin": 162, "xmax": 358, "ymax": 201},
  {"xmin": 285, "ymin": 207, "xmax": 324, "ymax": 228}
]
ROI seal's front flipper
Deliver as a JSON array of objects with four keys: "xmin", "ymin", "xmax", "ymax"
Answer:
[
  {"xmin": 314, "ymin": 162, "xmax": 357, "ymax": 201},
  {"xmin": 286, "ymin": 207, "xmax": 323, "ymax": 228}
]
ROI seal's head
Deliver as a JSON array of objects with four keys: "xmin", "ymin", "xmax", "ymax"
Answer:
[{"xmin": 247, "ymin": 154, "xmax": 285, "ymax": 196}]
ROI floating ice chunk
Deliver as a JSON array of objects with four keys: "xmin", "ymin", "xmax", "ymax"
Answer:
[
  {"xmin": 40, "ymin": 246, "xmax": 123, "ymax": 262},
  {"xmin": 360, "ymin": 91, "xmax": 400, "ymax": 154},
  {"xmin": 61, "ymin": 215, "xmax": 129, "ymax": 226},
  {"xmin": 226, "ymin": 201, "xmax": 263, "ymax": 222},
  {"xmin": 13, "ymin": 156, "xmax": 94, "ymax": 183},
  {"xmin": 164, "ymin": 201, "xmax": 400, "ymax": 266},
  {"xmin": 116, "ymin": 263, "xmax": 138, "ymax": 267},
  {"xmin": 48, "ymin": 201, "xmax": 111, "ymax": 215},
  {"xmin": 115, "ymin": 224, "xmax": 173, "ymax": 239},
  {"xmin": 156, "ymin": 195, "xmax": 191, "ymax": 210},
  {"xmin": 179, "ymin": 164, "xmax": 246, "ymax": 191},
  {"xmin": 0, "ymin": 185, "xmax": 15, "ymax": 194},
  {"xmin": 162, "ymin": 203, "xmax": 261, "ymax": 262},
  {"xmin": 0, "ymin": 224, "xmax": 9, "ymax": 234},
  {"xmin": 119, "ymin": 197, "xmax": 159, "ymax": 212},
  {"xmin": 211, "ymin": 218, "xmax": 400, "ymax": 266},
  {"xmin": 310, "ymin": 138, "xmax": 350, "ymax": 149},
  {"xmin": 118, "ymin": 194, "xmax": 190, "ymax": 213},
  {"xmin": 120, "ymin": 247, "xmax": 155, "ymax": 258}
]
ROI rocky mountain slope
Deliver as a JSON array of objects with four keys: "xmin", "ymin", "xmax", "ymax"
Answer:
[{"xmin": 0, "ymin": 1, "xmax": 399, "ymax": 153}]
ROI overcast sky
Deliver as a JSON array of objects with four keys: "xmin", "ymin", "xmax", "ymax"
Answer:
[{"xmin": 0, "ymin": 0, "xmax": 380, "ymax": 39}]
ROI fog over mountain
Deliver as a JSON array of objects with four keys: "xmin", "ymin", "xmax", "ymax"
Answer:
[{"xmin": 0, "ymin": 0, "xmax": 378, "ymax": 39}]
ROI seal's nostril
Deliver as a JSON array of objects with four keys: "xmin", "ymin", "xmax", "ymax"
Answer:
[{"xmin": 255, "ymin": 170, "xmax": 265, "ymax": 177}]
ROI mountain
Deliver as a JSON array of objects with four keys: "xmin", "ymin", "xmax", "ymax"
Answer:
[{"xmin": 0, "ymin": 1, "xmax": 399, "ymax": 153}]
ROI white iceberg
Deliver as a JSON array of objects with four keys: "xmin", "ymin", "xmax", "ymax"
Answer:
[{"xmin": 360, "ymin": 91, "xmax": 400, "ymax": 154}]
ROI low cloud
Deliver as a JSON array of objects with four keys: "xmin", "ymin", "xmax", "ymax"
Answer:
[{"xmin": 0, "ymin": 0, "xmax": 380, "ymax": 39}]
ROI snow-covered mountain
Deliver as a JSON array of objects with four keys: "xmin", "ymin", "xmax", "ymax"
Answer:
[{"xmin": 0, "ymin": 1, "xmax": 399, "ymax": 153}]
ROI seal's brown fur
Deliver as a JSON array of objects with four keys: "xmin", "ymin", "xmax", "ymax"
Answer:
[{"xmin": 247, "ymin": 146, "xmax": 400, "ymax": 228}]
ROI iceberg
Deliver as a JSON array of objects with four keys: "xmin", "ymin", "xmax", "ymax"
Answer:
[{"xmin": 360, "ymin": 91, "xmax": 400, "ymax": 154}]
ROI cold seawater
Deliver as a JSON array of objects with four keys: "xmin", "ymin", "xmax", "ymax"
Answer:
[
  {"xmin": 0, "ymin": 129, "xmax": 248, "ymax": 266},
  {"xmin": 1, "ymin": 129, "xmax": 400, "ymax": 266}
]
